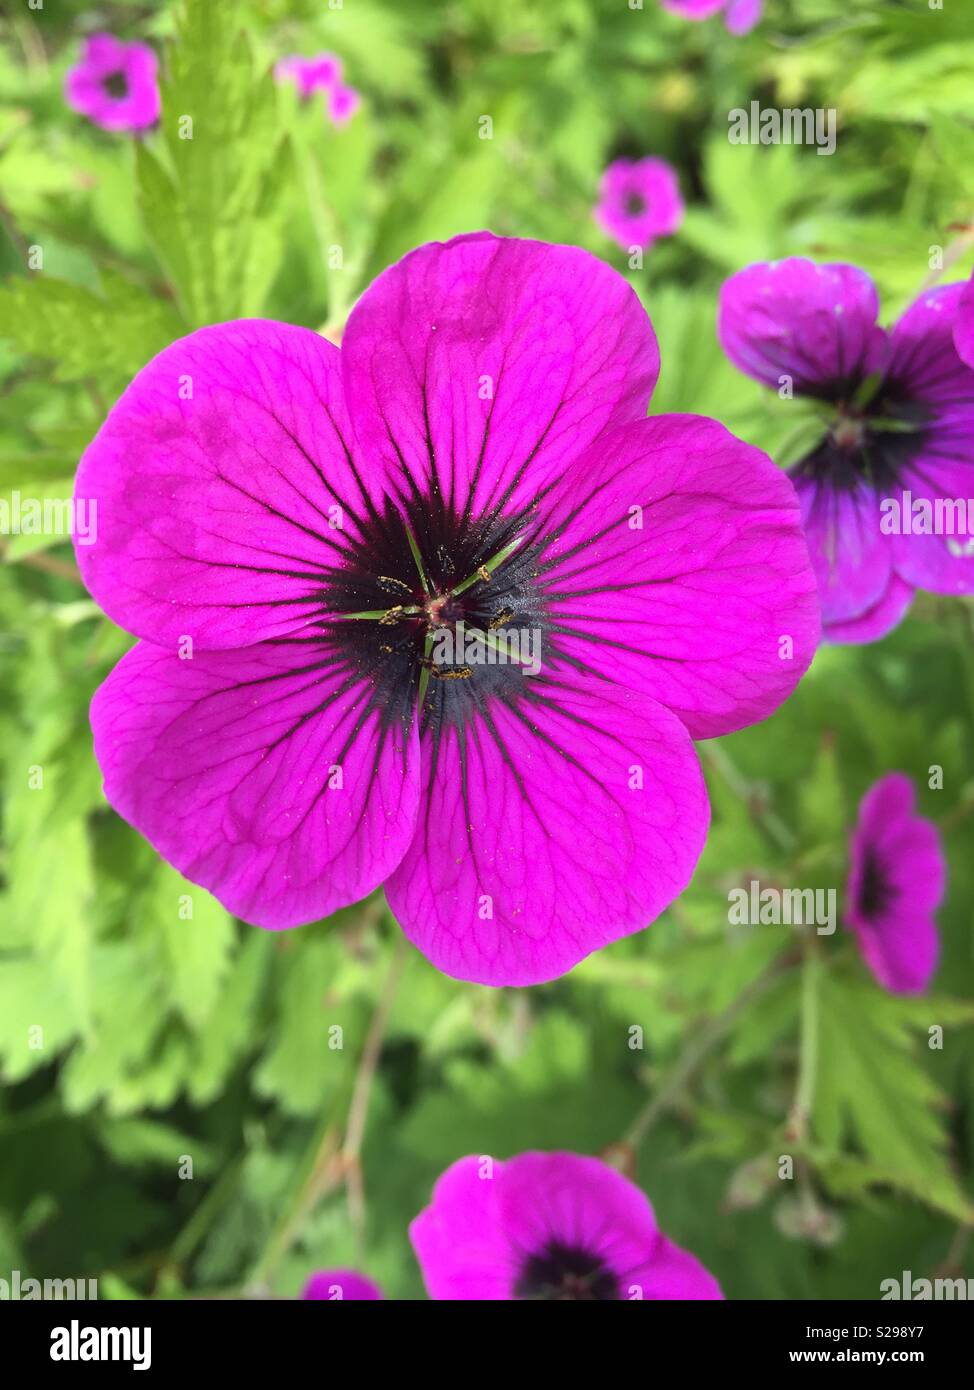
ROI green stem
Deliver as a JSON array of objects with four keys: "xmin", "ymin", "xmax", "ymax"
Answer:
[
  {"xmin": 623, "ymin": 956, "xmax": 793, "ymax": 1150},
  {"xmin": 700, "ymin": 742, "xmax": 796, "ymax": 854},
  {"xmin": 787, "ymin": 946, "xmax": 820, "ymax": 1144}
]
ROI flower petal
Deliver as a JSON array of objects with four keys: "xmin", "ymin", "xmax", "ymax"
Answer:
[
  {"xmin": 854, "ymin": 908, "xmax": 939, "ymax": 995},
  {"xmin": 302, "ymin": 1270, "xmax": 382, "ymax": 1300},
  {"xmin": 724, "ymin": 0, "xmax": 762, "ymax": 34},
  {"xmin": 341, "ymin": 232, "xmax": 660, "ymax": 520},
  {"xmin": 535, "ymin": 414, "xmax": 819, "ymax": 739},
  {"xmin": 822, "ymin": 572, "xmax": 913, "ymax": 645},
  {"xmin": 954, "ymin": 272, "xmax": 974, "ymax": 370},
  {"xmin": 660, "ymin": 0, "xmax": 727, "ymax": 18},
  {"xmin": 386, "ymin": 682, "xmax": 708, "ymax": 987},
  {"xmin": 886, "ymin": 282, "xmax": 974, "ymax": 411},
  {"xmin": 889, "ymin": 432, "xmax": 974, "ymax": 595},
  {"xmin": 718, "ymin": 259, "xmax": 886, "ymax": 396},
  {"xmin": 792, "ymin": 472, "xmax": 893, "ymax": 628},
  {"xmin": 91, "ymin": 639, "xmax": 420, "ymax": 928},
  {"xmin": 634, "ymin": 1234, "xmax": 725, "ymax": 1299},
  {"xmin": 75, "ymin": 320, "xmax": 381, "ymax": 651},
  {"xmin": 410, "ymin": 1156, "xmax": 514, "ymax": 1300}
]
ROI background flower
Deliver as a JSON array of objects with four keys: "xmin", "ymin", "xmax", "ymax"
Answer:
[
  {"xmin": 845, "ymin": 773, "xmax": 945, "ymax": 995},
  {"xmin": 64, "ymin": 34, "xmax": 160, "ymax": 133},
  {"xmin": 274, "ymin": 53, "xmax": 343, "ymax": 99},
  {"xmin": 594, "ymin": 157, "xmax": 684, "ymax": 252},
  {"xmin": 661, "ymin": 0, "xmax": 762, "ymax": 36},
  {"xmin": 718, "ymin": 259, "xmax": 974, "ymax": 644},
  {"xmin": 275, "ymin": 51, "xmax": 359, "ymax": 126},
  {"xmin": 410, "ymin": 1152, "xmax": 723, "ymax": 1300}
]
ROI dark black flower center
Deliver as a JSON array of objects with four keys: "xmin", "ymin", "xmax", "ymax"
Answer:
[
  {"xmin": 624, "ymin": 192, "xmax": 646, "ymax": 217},
  {"xmin": 103, "ymin": 70, "xmax": 129, "ymax": 100},
  {"xmin": 515, "ymin": 1241, "xmax": 619, "ymax": 1300},
  {"xmin": 791, "ymin": 376, "xmax": 932, "ymax": 494},
  {"xmin": 858, "ymin": 848, "xmax": 895, "ymax": 919},
  {"xmin": 318, "ymin": 489, "xmax": 549, "ymax": 737}
]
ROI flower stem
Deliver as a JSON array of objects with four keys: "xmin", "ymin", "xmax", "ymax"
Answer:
[
  {"xmin": 623, "ymin": 956, "xmax": 793, "ymax": 1150},
  {"xmin": 785, "ymin": 945, "xmax": 821, "ymax": 1144},
  {"xmin": 701, "ymin": 742, "xmax": 796, "ymax": 854}
]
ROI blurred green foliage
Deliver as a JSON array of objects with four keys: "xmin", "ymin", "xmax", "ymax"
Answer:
[{"xmin": 0, "ymin": 0, "xmax": 972, "ymax": 1300}]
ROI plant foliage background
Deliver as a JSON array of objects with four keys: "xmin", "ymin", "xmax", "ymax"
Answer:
[{"xmin": 0, "ymin": 0, "xmax": 972, "ymax": 1300}]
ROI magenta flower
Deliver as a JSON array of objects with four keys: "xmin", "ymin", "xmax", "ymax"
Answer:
[
  {"xmin": 410, "ymin": 1152, "xmax": 723, "ymax": 1300},
  {"xmin": 74, "ymin": 232, "xmax": 817, "ymax": 987},
  {"xmin": 274, "ymin": 52, "xmax": 360, "ymax": 126},
  {"xmin": 64, "ymin": 34, "xmax": 160, "ymax": 134},
  {"xmin": 661, "ymin": 0, "xmax": 762, "ymax": 36},
  {"xmin": 302, "ymin": 1270, "xmax": 381, "ymax": 1300},
  {"xmin": 845, "ymin": 774, "xmax": 944, "ymax": 995},
  {"xmin": 719, "ymin": 259, "xmax": 974, "ymax": 644},
  {"xmin": 327, "ymin": 84, "xmax": 361, "ymax": 127},
  {"xmin": 274, "ymin": 53, "xmax": 342, "ymax": 99},
  {"xmin": 594, "ymin": 158, "xmax": 684, "ymax": 253},
  {"xmin": 954, "ymin": 270, "xmax": 974, "ymax": 370}
]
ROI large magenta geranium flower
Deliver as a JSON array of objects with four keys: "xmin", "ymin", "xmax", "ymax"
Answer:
[
  {"xmin": 74, "ymin": 233, "xmax": 818, "ymax": 986},
  {"xmin": 410, "ymin": 1152, "xmax": 722, "ymax": 1300},
  {"xmin": 719, "ymin": 259, "xmax": 974, "ymax": 643}
]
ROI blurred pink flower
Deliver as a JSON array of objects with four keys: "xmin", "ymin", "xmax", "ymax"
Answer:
[
  {"xmin": 594, "ymin": 157, "xmax": 684, "ymax": 252},
  {"xmin": 274, "ymin": 51, "xmax": 360, "ymax": 127},
  {"xmin": 845, "ymin": 773, "xmax": 945, "ymax": 994},
  {"xmin": 328, "ymin": 84, "xmax": 361, "ymax": 127},
  {"xmin": 64, "ymin": 33, "xmax": 160, "ymax": 133},
  {"xmin": 661, "ymin": 0, "xmax": 762, "ymax": 35}
]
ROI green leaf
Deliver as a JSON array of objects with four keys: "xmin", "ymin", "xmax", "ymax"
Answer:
[
  {"xmin": 136, "ymin": 0, "xmax": 289, "ymax": 323},
  {"xmin": 254, "ymin": 936, "xmax": 368, "ymax": 1117},
  {"xmin": 0, "ymin": 271, "xmax": 184, "ymax": 391},
  {"xmin": 813, "ymin": 973, "xmax": 972, "ymax": 1220},
  {"xmin": 137, "ymin": 863, "xmax": 236, "ymax": 1032}
]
